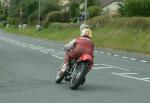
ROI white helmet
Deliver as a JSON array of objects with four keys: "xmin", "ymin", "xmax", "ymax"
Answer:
[
  {"xmin": 80, "ymin": 23, "xmax": 89, "ymax": 32},
  {"xmin": 80, "ymin": 28, "xmax": 92, "ymax": 38}
]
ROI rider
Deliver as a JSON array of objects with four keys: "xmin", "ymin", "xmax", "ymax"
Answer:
[{"xmin": 64, "ymin": 27, "xmax": 94, "ymax": 72}]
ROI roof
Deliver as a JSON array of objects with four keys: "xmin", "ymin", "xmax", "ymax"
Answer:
[
  {"xmin": 100, "ymin": 0, "xmax": 123, "ymax": 7},
  {"xmin": 58, "ymin": 0, "xmax": 70, "ymax": 6}
]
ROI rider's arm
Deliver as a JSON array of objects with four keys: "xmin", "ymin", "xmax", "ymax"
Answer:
[{"xmin": 64, "ymin": 39, "xmax": 76, "ymax": 51}]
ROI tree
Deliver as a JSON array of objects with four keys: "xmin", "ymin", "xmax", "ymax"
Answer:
[
  {"xmin": 87, "ymin": 6, "xmax": 102, "ymax": 18},
  {"xmin": 120, "ymin": 0, "xmax": 150, "ymax": 17},
  {"xmin": 0, "ymin": 3, "xmax": 7, "ymax": 21},
  {"xmin": 69, "ymin": 2, "xmax": 80, "ymax": 17},
  {"xmin": 5, "ymin": 0, "xmax": 60, "ymax": 25},
  {"xmin": 80, "ymin": 0, "xmax": 101, "ymax": 7}
]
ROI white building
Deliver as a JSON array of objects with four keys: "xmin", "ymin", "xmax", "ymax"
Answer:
[
  {"xmin": 58, "ymin": 0, "xmax": 70, "ymax": 6},
  {"xmin": 100, "ymin": 0, "xmax": 123, "ymax": 15},
  {"xmin": 0, "ymin": 0, "xmax": 10, "ymax": 7}
]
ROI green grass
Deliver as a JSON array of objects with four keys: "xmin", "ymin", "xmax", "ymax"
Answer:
[
  {"xmin": 93, "ymin": 27, "xmax": 150, "ymax": 54},
  {"xmin": 3, "ymin": 17, "xmax": 150, "ymax": 54},
  {"xmin": 6, "ymin": 25, "xmax": 79, "ymax": 43}
]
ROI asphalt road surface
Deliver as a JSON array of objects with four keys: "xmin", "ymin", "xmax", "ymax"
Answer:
[{"xmin": 0, "ymin": 30, "xmax": 150, "ymax": 103}]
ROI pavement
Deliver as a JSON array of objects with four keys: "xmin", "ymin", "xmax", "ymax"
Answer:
[{"xmin": 0, "ymin": 30, "xmax": 150, "ymax": 103}]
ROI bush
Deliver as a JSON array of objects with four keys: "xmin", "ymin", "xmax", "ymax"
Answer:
[
  {"xmin": 125, "ymin": 18, "xmax": 150, "ymax": 30},
  {"xmin": 7, "ymin": 17, "xmax": 17, "ymax": 25},
  {"xmin": 69, "ymin": 2, "xmax": 80, "ymax": 17},
  {"xmin": 48, "ymin": 23, "xmax": 79, "ymax": 29},
  {"xmin": 43, "ymin": 11, "xmax": 70, "ymax": 27},
  {"xmin": 87, "ymin": 6, "xmax": 102, "ymax": 18},
  {"xmin": 87, "ymin": 16, "xmax": 150, "ymax": 30},
  {"xmin": 70, "ymin": 17, "xmax": 78, "ymax": 23},
  {"xmin": 120, "ymin": 0, "xmax": 150, "ymax": 16}
]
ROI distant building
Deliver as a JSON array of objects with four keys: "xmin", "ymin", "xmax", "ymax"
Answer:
[
  {"xmin": 58, "ymin": 0, "xmax": 70, "ymax": 12},
  {"xmin": 1, "ymin": 0, "xmax": 10, "ymax": 7},
  {"xmin": 100, "ymin": 0, "xmax": 123, "ymax": 15},
  {"xmin": 59, "ymin": 0, "xmax": 124, "ymax": 16},
  {"xmin": 58, "ymin": 0, "xmax": 70, "ymax": 6}
]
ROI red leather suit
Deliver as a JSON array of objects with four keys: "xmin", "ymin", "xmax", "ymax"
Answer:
[{"xmin": 65, "ymin": 36, "xmax": 94, "ymax": 69}]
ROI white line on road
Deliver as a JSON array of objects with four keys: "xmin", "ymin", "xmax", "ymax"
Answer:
[
  {"xmin": 100, "ymin": 52, "xmax": 105, "ymax": 54},
  {"xmin": 130, "ymin": 58, "xmax": 137, "ymax": 61},
  {"xmin": 122, "ymin": 56, "xmax": 129, "ymax": 59},
  {"xmin": 101, "ymin": 64, "xmax": 131, "ymax": 71},
  {"xmin": 36, "ymin": 39, "xmax": 64, "ymax": 46},
  {"xmin": 94, "ymin": 64, "xmax": 102, "ymax": 66},
  {"xmin": 119, "ymin": 73, "xmax": 138, "ymax": 75},
  {"xmin": 140, "ymin": 78, "xmax": 150, "ymax": 80},
  {"xmin": 94, "ymin": 67, "xmax": 113, "ymax": 70},
  {"xmin": 113, "ymin": 55, "xmax": 119, "ymax": 57},
  {"xmin": 52, "ymin": 55, "xmax": 63, "ymax": 60},
  {"xmin": 46, "ymin": 49, "xmax": 55, "ymax": 52},
  {"xmin": 111, "ymin": 72, "xmax": 150, "ymax": 83},
  {"xmin": 94, "ymin": 51, "xmax": 99, "ymax": 53},
  {"xmin": 93, "ymin": 64, "xmax": 131, "ymax": 71},
  {"xmin": 139, "ymin": 60, "xmax": 148, "ymax": 63},
  {"xmin": 106, "ymin": 53, "xmax": 111, "ymax": 56},
  {"xmin": 58, "ymin": 51, "xmax": 65, "ymax": 54},
  {"xmin": 40, "ymin": 50, "xmax": 49, "ymax": 54}
]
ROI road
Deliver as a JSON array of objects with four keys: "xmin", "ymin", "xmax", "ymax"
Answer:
[{"xmin": 0, "ymin": 30, "xmax": 150, "ymax": 103}]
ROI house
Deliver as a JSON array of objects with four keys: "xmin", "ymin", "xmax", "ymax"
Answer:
[
  {"xmin": 0, "ymin": 0, "xmax": 10, "ymax": 7},
  {"xmin": 59, "ymin": 0, "xmax": 124, "ymax": 16},
  {"xmin": 58, "ymin": 0, "xmax": 70, "ymax": 6},
  {"xmin": 100, "ymin": 0, "xmax": 123, "ymax": 15}
]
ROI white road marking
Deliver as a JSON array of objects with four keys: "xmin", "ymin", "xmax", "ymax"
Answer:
[
  {"xmin": 140, "ymin": 60, "xmax": 148, "ymax": 63},
  {"xmin": 0, "ymin": 36, "xmax": 60, "ymax": 55},
  {"xmin": 130, "ymin": 58, "xmax": 137, "ymax": 61},
  {"xmin": 93, "ymin": 64, "xmax": 131, "ymax": 71},
  {"xmin": 46, "ymin": 49, "xmax": 55, "ymax": 52},
  {"xmin": 59, "ymin": 51, "xmax": 65, "ymax": 54},
  {"xmin": 36, "ymin": 39, "xmax": 64, "ymax": 45},
  {"xmin": 94, "ymin": 64, "xmax": 101, "ymax": 66},
  {"xmin": 40, "ymin": 50, "xmax": 49, "ymax": 54},
  {"xmin": 94, "ymin": 66, "xmax": 113, "ymax": 70},
  {"xmin": 119, "ymin": 73, "xmax": 138, "ymax": 75},
  {"xmin": 100, "ymin": 52, "xmax": 105, "ymax": 54},
  {"xmin": 140, "ymin": 78, "xmax": 150, "ymax": 80},
  {"xmin": 94, "ymin": 51, "xmax": 99, "ymax": 53},
  {"xmin": 28, "ymin": 44, "xmax": 37, "ymax": 50},
  {"xmin": 22, "ymin": 44, "xmax": 28, "ymax": 47},
  {"xmin": 122, "ymin": 56, "xmax": 129, "ymax": 59},
  {"xmin": 101, "ymin": 64, "xmax": 131, "ymax": 71},
  {"xmin": 106, "ymin": 53, "xmax": 111, "ymax": 56},
  {"xmin": 113, "ymin": 55, "xmax": 119, "ymax": 57},
  {"xmin": 52, "ymin": 55, "xmax": 63, "ymax": 60},
  {"xmin": 111, "ymin": 72, "xmax": 150, "ymax": 83}
]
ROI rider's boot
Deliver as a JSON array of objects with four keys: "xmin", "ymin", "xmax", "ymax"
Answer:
[
  {"xmin": 64, "ymin": 64, "xmax": 71, "ymax": 81},
  {"xmin": 60, "ymin": 63, "xmax": 67, "ymax": 72}
]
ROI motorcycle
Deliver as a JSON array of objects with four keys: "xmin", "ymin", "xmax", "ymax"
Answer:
[{"xmin": 55, "ymin": 53, "xmax": 93, "ymax": 90}]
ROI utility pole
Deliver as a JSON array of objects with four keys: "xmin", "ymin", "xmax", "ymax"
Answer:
[
  {"xmin": 20, "ymin": 0, "xmax": 23, "ymax": 25},
  {"xmin": 6, "ymin": 0, "xmax": 11, "ymax": 29},
  {"xmin": 38, "ymin": 0, "xmax": 41, "ymax": 26},
  {"xmin": 84, "ymin": 0, "xmax": 87, "ymax": 23},
  {"xmin": 19, "ymin": 0, "xmax": 23, "ymax": 30},
  {"xmin": 36, "ymin": 0, "xmax": 41, "ymax": 30},
  {"xmin": 80, "ymin": 0, "xmax": 88, "ymax": 33}
]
